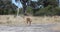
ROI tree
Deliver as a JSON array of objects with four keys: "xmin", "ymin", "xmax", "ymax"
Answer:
[
  {"xmin": 0, "ymin": 0, "xmax": 17, "ymax": 15},
  {"xmin": 15, "ymin": 0, "xmax": 29, "ymax": 15},
  {"xmin": 37, "ymin": 0, "xmax": 58, "ymax": 7},
  {"xmin": 43, "ymin": 0, "xmax": 57, "ymax": 7},
  {"xmin": 15, "ymin": 0, "xmax": 59, "ymax": 16}
]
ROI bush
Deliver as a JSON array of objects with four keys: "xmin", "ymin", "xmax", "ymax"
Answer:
[
  {"xmin": 0, "ymin": 5, "xmax": 60, "ymax": 16},
  {"xmin": 35, "ymin": 5, "xmax": 60, "ymax": 16},
  {"xmin": 54, "ymin": 7, "xmax": 60, "ymax": 15},
  {"xmin": 0, "ymin": 10, "xmax": 17, "ymax": 15},
  {"xmin": 26, "ymin": 6, "xmax": 33, "ymax": 14}
]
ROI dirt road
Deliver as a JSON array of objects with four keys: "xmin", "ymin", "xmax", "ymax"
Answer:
[{"xmin": 0, "ymin": 23, "xmax": 60, "ymax": 32}]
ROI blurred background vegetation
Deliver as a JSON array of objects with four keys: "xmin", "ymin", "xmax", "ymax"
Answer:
[{"xmin": 0, "ymin": 0, "xmax": 60, "ymax": 16}]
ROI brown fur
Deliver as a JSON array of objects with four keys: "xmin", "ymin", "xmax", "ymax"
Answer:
[
  {"xmin": 24, "ymin": 16, "xmax": 32, "ymax": 25},
  {"xmin": 26, "ymin": 17, "xmax": 32, "ymax": 25}
]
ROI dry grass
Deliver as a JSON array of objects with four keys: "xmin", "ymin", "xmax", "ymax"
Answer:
[{"xmin": 0, "ymin": 15, "xmax": 60, "ymax": 25}]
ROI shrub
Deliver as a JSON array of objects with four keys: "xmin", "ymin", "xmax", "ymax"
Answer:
[{"xmin": 35, "ymin": 5, "xmax": 60, "ymax": 16}]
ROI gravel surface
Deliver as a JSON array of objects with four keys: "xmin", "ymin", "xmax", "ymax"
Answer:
[{"xmin": 0, "ymin": 23, "xmax": 60, "ymax": 32}]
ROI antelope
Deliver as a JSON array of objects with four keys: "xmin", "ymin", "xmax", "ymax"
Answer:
[{"xmin": 23, "ymin": 14, "xmax": 32, "ymax": 25}]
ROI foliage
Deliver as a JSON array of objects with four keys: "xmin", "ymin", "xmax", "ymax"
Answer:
[
  {"xmin": 35, "ymin": 5, "xmax": 60, "ymax": 16},
  {"xmin": 26, "ymin": 6, "xmax": 33, "ymax": 14},
  {"xmin": 38, "ymin": 0, "xmax": 58, "ymax": 7},
  {"xmin": 0, "ymin": 0, "xmax": 60, "ymax": 16},
  {"xmin": 0, "ymin": 0, "xmax": 17, "ymax": 15}
]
